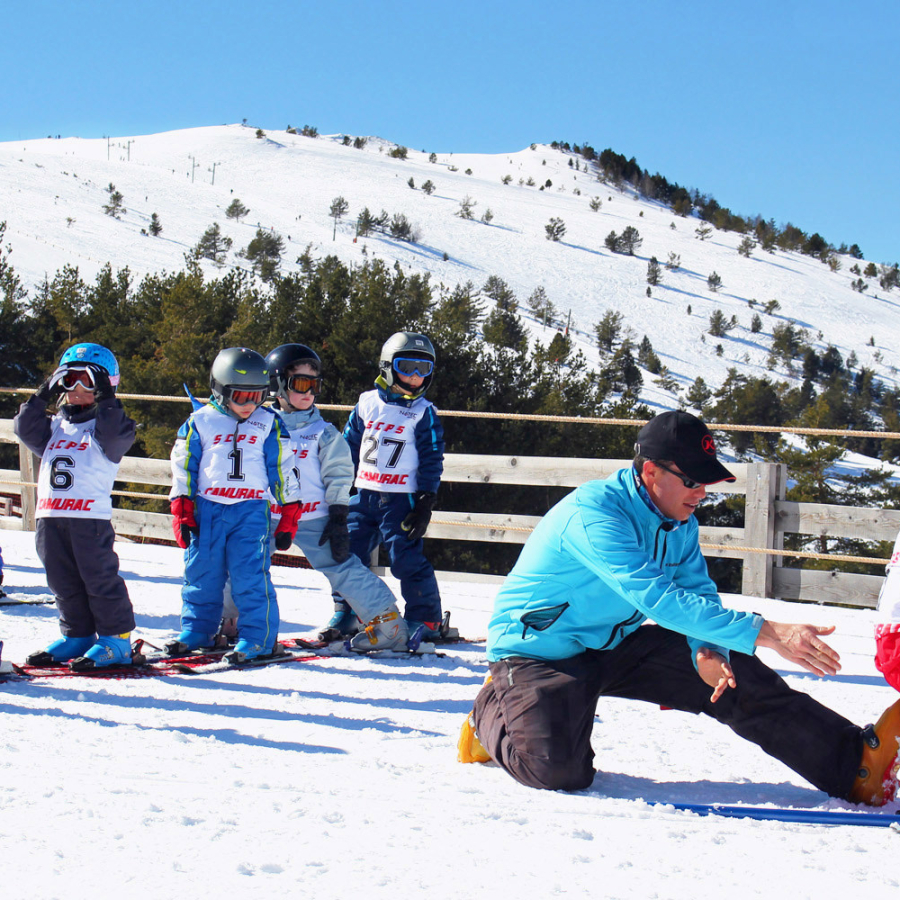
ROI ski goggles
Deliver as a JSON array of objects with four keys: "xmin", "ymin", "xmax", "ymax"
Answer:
[
  {"xmin": 60, "ymin": 367, "xmax": 98, "ymax": 392},
  {"xmin": 392, "ymin": 357, "xmax": 434, "ymax": 378},
  {"xmin": 653, "ymin": 461, "xmax": 703, "ymax": 490},
  {"xmin": 286, "ymin": 374, "xmax": 323, "ymax": 395},
  {"xmin": 229, "ymin": 388, "xmax": 267, "ymax": 406}
]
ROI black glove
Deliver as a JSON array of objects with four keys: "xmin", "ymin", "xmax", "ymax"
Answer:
[
  {"xmin": 36, "ymin": 370, "xmax": 64, "ymax": 404},
  {"xmin": 86, "ymin": 364, "xmax": 114, "ymax": 402},
  {"xmin": 401, "ymin": 491, "xmax": 436, "ymax": 542},
  {"xmin": 319, "ymin": 505, "xmax": 350, "ymax": 563}
]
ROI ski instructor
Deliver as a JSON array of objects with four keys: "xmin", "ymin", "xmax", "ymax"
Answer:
[{"xmin": 460, "ymin": 410, "xmax": 900, "ymax": 806}]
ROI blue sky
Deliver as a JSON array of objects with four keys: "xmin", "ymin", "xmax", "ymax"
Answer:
[{"xmin": 4, "ymin": 1, "xmax": 898, "ymax": 263}]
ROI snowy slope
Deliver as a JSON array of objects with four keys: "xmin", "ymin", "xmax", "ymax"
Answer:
[
  {"xmin": 1, "ymin": 124, "xmax": 897, "ymax": 413},
  {"xmin": 1, "ymin": 528, "xmax": 899, "ymax": 900}
]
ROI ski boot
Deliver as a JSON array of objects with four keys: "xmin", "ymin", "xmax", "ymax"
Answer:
[
  {"xmin": 458, "ymin": 673, "xmax": 493, "ymax": 764},
  {"xmin": 224, "ymin": 639, "xmax": 284, "ymax": 665},
  {"xmin": 317, "ymin": 601, "xmax": 361, "ymax": 642},
  {"xmin": 26, "ymin": 634, "xmax": 97, "ymax": 666},
  {"xmin": 458, "ymin": 713, "xmax": 492, "ymax": 764},
  {"xmin": 349, "ymin": 608, "xmax": 410, "ymax": 652},
  {"xmin": 405, "ymin": 617, "xmax": 445, "ymax": 652},
  {"xmin": 70, "ymin": 634, "xmax": 133, "ymax": 671},
  {"xmin": 165, "ymin": 629, "xmax": 217, "ymax": 656},
  {"xmin": 850, "ymin": 699, "xmax": 900, "ymax": 806}
]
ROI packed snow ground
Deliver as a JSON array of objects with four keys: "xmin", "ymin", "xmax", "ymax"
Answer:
[
  {"xmin": 1, "ymin": 527, "xmax": 898, "ymax": 900},
  {"xmin": 2, "ymin": 125, "xmax": 897, "ymax": 413}
]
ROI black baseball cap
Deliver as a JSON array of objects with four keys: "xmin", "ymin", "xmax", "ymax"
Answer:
[{"xmin": 634, "ymin": 411, "xmax": 735, "ymax": 485}]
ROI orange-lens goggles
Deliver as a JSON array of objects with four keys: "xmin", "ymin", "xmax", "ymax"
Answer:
[
  {"xmin": 287, "ymin": 374, "xmax": 322, "ymax": 395},
  {"xmin": 61, "ymin": 369, "xmax": 97, "ymax": 391},
  {"xmin": 231, "ymin": 388, "xmax": 266, "ymax": 405}
]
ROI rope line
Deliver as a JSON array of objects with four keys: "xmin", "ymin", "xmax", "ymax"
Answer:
[{"xmin": 1, "ymin": 387, "xmax": 898, "ymax": 439}]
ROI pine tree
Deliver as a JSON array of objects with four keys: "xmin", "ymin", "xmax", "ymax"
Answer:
[
  {"xmin": 329, "ymin": 196, "xmax": 349, "ymax": 240},
  {"xmin": 244, "ymin": 229, "xmax": 284, "ymax": 281},
  {"xmin": 646, "ymin": 257, "xmax": 661, "ymax": 285},
  {"xmin": 637, "ymin": 335, "xmax": 661, "ymax": 373},
  {"xmin": 389, "ymin": 213, "xmax": 419, "ymax": 242},
  {"xmin": 545, "ymin": 218, "xmax": 566, "ymax": 241},
  {"xmin": 148, "ymin": 213, "xmax": 162, "ymax": 236},
  {"xmin": 707, "ymin": 271, "xmax": 723, "ymax": 292},
  {"xmin": 527, "ymin": 285, "xmax": 556, "ymax": 325},
  {"xmin": 618, "ymin": 226, "xmax": 642, "ymax": 255},
  {"xmin": 225, "ymin": 199, "xmax": 250, "ymax": 222},
  {"xmin": 685, "ymin": 376, "xmax": 712, "ymax": 411},
  {"xmin": 708, "ymin": 309, "xmax": 729, "ymax": 336},
  {"xmin": 193, "ymin": 223, "xmax": 232, "ymax": 265},
  {"xmin": 595, "ymin": 309, "xmax": 624, "ymax": 354},
  {"xmin": 457, "ymin": 196, "xmax": 477, "ymax": 220},
  {"xmin": 103, "ymin": 183, "xmax": 125, "ymax": 219}
]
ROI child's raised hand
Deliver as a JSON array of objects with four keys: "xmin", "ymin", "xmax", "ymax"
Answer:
[
  {"xmin": 86, "ymin": 364, "xmax": 114, "ymax": 402},
  {"xmin": 36, "ymin": 369, "xmax": 66, "ymax": 403}
]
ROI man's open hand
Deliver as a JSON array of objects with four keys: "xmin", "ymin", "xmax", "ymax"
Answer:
[{"xmin": 755, "ymin": 621, "xmax": 840, "ymax": 676}]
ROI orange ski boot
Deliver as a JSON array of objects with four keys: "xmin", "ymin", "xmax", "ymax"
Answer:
[{"xmin": 849, "ymin": 699, "xmax": 900, "ymax": 806}]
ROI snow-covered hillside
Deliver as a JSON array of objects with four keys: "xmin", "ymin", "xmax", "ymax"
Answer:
[
  {"xmin": 1, "ymin": 124, "xmax": 896, "ymax": 412},
  {"xmin": 1, "ymin": 528, "xmax": 899, "ymax": 900}
]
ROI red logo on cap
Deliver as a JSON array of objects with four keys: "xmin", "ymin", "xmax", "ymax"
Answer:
[{"xmin": 701, "ymin": 434, "xmax": 716, "ymax": 456}]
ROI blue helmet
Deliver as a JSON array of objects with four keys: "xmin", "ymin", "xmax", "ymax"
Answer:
[{"xmin": 59, "ymin": 343, "xmax": 120, "ymax": 388}]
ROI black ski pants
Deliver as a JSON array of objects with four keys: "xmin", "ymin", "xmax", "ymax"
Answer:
[
  {"xmin": 36, "ymin": 517, "xmax": 135, "ymax": 638},
  {"xmin": 473, "ymin": 624, "xmax": 864, "ymax": 799}
]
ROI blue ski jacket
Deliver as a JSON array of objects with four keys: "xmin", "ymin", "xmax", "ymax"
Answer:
[{"xmin": 487, "ymin": 467, "xmax": 764, "ymax": 665}]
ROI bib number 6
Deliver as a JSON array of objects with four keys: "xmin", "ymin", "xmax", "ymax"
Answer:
[{"xmin": 49, "ymin": 455, "xmax": 75, "ymax": 491}]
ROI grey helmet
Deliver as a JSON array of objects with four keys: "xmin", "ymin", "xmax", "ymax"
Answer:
[
  {"xmin": 379, "ymin": 331, "xmax": 436, "ymax": 393},
  {"xmin": 265, "ymin": 343, "xmax": 322, "ymax": 402},
  {"xmin": 210, "ymin": 347, "xmax": 269, "ymax": 413}
]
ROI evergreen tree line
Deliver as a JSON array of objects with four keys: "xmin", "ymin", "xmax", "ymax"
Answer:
[{"xmin": 550, "ymin": 141, "xmax": 880, "ymax": 264}]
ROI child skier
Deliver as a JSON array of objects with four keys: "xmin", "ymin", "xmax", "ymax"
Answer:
[
  {"xmin": 332, "ymin": 332, "xmax": 444, "ymax": 641},
  {"xmin": 266, "ymin": 343, "xmax": 409, "ymax": 651},
  {"xmin": 14, "ymin": 343, "xmax": 137, "ymax": 669},
  {"xmin": 168, "ymin": 347, "xmax": 301, "ymax": 662}
]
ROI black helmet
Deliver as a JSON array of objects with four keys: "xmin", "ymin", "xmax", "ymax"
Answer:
[
  {"xmin": 210, "ymin": 347, "xmax": 269, "ymax": 414},
  {"xmin": 265, "ymin": 343, "xmax": 322, "ymax": 402},
  {"xmin": 379, "ymin": 332, "xmax": 436, "ymax": 393}
]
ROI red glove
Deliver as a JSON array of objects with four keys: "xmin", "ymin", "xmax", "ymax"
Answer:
[
  {"xmin": 171, "ymin": 496, "xmax": 198, "ymax": 549},
  {"xmin": 875, "ymin": 624, "xmax": 900, "ymax": 693},
  {"xmin": 274, "ymin": 501, "xmax": 302, "ymax": 551}
]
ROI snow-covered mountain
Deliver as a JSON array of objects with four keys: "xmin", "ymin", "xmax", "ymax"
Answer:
[{"xmin": 1, "ymin": 123, "xmax": 895, "ymax": 410}]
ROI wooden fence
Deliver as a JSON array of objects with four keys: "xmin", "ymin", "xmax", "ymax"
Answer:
[{"xmin": 0, "ymin": 417, "xmax": 893, "ymax": 608}]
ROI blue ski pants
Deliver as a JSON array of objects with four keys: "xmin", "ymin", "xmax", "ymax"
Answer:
[{"xmin": 181, "ymin": 497, "xmax": 278, "ymax": 649}]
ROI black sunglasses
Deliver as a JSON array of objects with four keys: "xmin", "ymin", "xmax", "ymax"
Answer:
[{"xmin": 653, "ymin": 461, "xmax": 703, "ymax": 490}]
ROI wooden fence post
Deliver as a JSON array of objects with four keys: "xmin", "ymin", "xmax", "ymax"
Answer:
[
  {"xmin": 18, "ymin": 442, "xmax": 39, "ymax": 531},
  {"xmin": 741, "ymin": 461, "xmax": 786, "ymax": 598}
]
